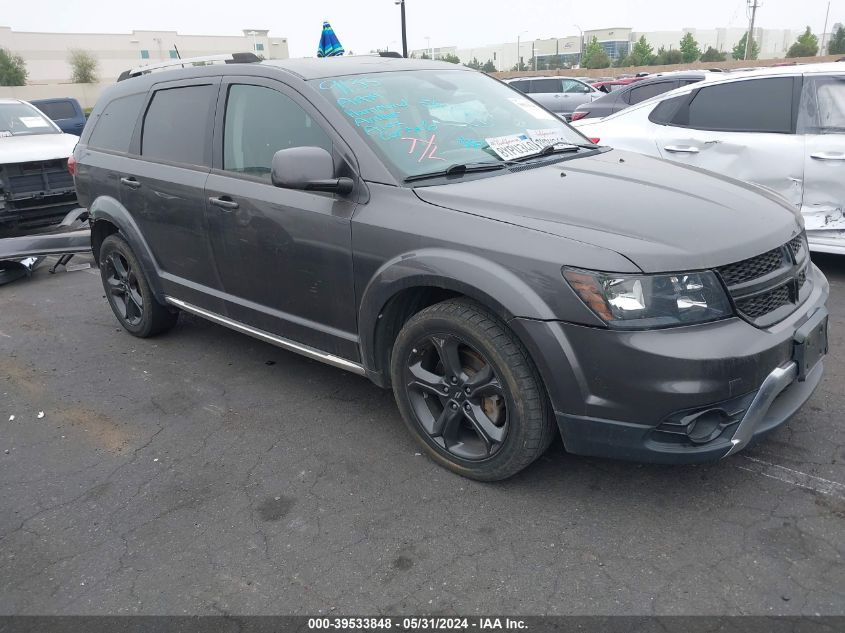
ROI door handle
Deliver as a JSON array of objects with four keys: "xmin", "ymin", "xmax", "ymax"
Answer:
[
  {"xmin": 208, "ymin": 196, "xmax": 239, "ymax": 210},
  {"xmin": 810, "ymin": 152, "xmax": 845, "ymax": 161},
  {"xmin": 664, "ymin": 145, "xmax": 700, "ymax": 154},
  {"xmin": 120, "ymin": 177, "xmax": 141, "ymax": 189}
]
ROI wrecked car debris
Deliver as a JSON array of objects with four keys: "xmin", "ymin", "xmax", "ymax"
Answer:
[{"xmin": 0, "ymin": 207, "xmax": 91, "ymax": 285}]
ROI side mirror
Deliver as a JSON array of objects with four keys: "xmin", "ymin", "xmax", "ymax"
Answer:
[{"xmin": 271, "ymin": 146, "xmax": 354, "ymax": 195}]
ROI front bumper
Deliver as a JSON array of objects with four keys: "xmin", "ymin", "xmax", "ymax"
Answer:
[{"xmin": 511, "ymin": 263, "xmax": 830, "ymax": 464}]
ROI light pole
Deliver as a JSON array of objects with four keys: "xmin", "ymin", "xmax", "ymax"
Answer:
[
  {"xmin": 425, "ymin": 35, "xmax": 432, "ymax": 59},
  {"xmin": 574, "ymin": 24, "xmax": 583, "ymax": 67},
  {"xmin": 517, "ymin": 30, "xmax": 527, "ymax": 71},
  {"xmin": 394, "ymin": 0, "xmax": 408, "ymax": 58},
  {"xmin": 247, "ymin": 30, "xmax": 257, "ymax": 53}
]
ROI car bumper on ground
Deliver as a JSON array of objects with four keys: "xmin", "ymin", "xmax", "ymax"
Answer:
[{"xmin": 511, "ymin": 264, "xmax": 830, "ymax": 464}]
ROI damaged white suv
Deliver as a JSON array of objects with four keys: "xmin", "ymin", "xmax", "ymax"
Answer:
[
  {"xmin": 573, "ymin": 64, "xmax": 845, "ymax": 255},
  {"xmin": 0, "ymin": 99, "xmax": 79, "ymax": 232}
]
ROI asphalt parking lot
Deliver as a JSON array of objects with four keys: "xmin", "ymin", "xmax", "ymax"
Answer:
[{"xmin": 1, "ymin": 252, "xmax": 843, "ymax": 616}]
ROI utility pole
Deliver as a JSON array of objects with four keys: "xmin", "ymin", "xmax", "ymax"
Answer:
[
  {"xmin": 820, "ymin": 1, "xmax": 831, "ymax": 56},
  {"xmin": 744, "ymin": 0, "xmax": 759, "ymax": 60}
]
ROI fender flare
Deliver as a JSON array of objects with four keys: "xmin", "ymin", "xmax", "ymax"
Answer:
[
  {"xmin": 357, "ymin": 247, "xmax": 559, "ymax": 373},
  {"xmin": 89, "ymin": 196, "xmax": 166, "ymax": 302}
]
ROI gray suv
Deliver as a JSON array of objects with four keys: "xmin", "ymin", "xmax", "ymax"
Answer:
[
  {"xmin": 72, "ymin": 56, "xmax": 829, "ymax": 480},
  {"xmin": 504, "ymin": 76, "xmax": 601, "ymax": 119}
]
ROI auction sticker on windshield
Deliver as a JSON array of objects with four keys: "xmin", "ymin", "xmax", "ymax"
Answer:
[
  {"xmin": 527, "ymin": 128, "xmax": 575, "ymax": 147},
  {"xmin": 485, "ymin": 133, "xmax": 543, "ymax": 160},
  {"xmin": 19, "ymin": 116, "xmax": 49, "ymax": 128}
]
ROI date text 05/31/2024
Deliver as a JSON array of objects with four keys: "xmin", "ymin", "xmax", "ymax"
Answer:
[{"xmin": 307, "ymin": 617, "xmax": 528, "ymax": 630}]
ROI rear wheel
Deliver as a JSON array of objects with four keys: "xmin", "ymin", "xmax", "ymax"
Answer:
[
  {"xmin": 390, "ymin": 299, "xmax": 555, "ymax": 481},
  {"xmin": 99, "ymin": 234, "xmax": 177, "ymax": 337}
]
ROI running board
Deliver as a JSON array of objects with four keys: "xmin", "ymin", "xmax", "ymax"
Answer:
[{"xmin": 164, "ymin": 296, "xmax": 366, "ymax": 376}]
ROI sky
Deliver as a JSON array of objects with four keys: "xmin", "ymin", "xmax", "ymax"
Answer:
[{"xmin": 1, "ymin": 0, "xmax": 841, "ymax": 57}]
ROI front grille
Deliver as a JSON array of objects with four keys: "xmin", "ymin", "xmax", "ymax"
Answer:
[
  {"xmin": 2, "ymin": 160, "xmax": 74, "ymax": 198},
  {"xmin": 716, "ymin": 247, "xmax": 785, "ymax": 286},
  {"xmin": 717, "ymin": 232, "xmax": 808, "ymax": 326},
  {"xmin": 788, "ymin": 235, "xmax": 805, "ymax": 258},
  {"xmin": 734, "ymin": 283, "xmax": 791, "ymax": 319}
]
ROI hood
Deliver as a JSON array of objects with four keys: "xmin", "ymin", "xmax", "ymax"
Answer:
[
  {"xmin": 0, "ymin": 133, "xmax": 78, "ymax": 164},
  {"xmin": 413, "ymin": 149, "xmax": 800, "ymax": 273}
]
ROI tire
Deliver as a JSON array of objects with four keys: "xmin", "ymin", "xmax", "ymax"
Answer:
[
  {"xmin": 390, "ymin": 298, "xmax": 555, "ymax": 481},
  {"xmin": 99, "ymin": 234, "xmax": 178, "ymax": 338}
]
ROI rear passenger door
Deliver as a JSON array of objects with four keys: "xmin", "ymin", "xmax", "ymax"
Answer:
[
  {"xmin": 203, "ymin": 78, "xmax": 359, "ymax": 360},
  {"xmin": 123, "ymin": 79, "xmax": 222, "ymax": 311},
  {"xmin": 653, "ymin": 76, "xmax": 805, "ymax": 207}
]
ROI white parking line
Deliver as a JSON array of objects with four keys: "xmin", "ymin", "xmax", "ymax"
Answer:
[{"xmin": 736, "ymin": 455, "xmax": 845, "ymax": 500}]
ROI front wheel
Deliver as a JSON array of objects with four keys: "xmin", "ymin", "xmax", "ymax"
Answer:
[{"xmin": 390, "ymin": 299, "xmax": 555, "ymax": 481}]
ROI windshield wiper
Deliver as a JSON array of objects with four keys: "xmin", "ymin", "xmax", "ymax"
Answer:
[
  {"xmin": 511, "ymin": 142, "xmax": 598, "ymax": 163},
  {"xmin": 404, "ymin": 161, "xmax": 512, "ymax": 183}
]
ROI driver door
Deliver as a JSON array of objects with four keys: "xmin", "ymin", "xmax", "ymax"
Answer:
[
  {"xmin": 798, "ymin": 73, "xmax": 845, "ymax": 252},
  {"xmin": 204, "ymin": 78, "xmax": 360, "ymax": 360}
]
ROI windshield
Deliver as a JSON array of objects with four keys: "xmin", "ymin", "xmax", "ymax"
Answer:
[
  {"xmin": 0, "ymin": 102, "xmax": 60, "ymax": 137},
  {"xmin": 310, "ymin": 69, "xmax": 589, "ymax": 179}
]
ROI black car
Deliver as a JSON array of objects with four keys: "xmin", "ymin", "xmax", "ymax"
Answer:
[
  {"xmin": 72, "ymin": 55, "xmax": 828, "ymax": 481},
  {"xmin": 571, "ymin": 72, "xmax": 707, "ymax": 121}
]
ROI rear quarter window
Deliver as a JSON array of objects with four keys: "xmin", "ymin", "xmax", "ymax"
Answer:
[
  {"xmin": 141, "ymin": 84, "xmax": 217, "ymax": 166},
  {"xmin": 35, "ymin": 101, "xmax": 77, "ymax": 120},
  {"xmin": 88, "ymin": 93, "xmax": 145, "ymax": 153}
]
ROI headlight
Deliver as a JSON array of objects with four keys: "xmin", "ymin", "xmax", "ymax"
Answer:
[{"xmin": 563, "ymin": 268, "xmax": 733, "ymax": 329}]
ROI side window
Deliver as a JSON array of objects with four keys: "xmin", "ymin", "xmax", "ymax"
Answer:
[
  {"xmin": 508, "ymin": 80, "xmax": 529, "ymax": 93},
  {"xmin": 562, "ymin": 79, "xmax": 590, "ymax": 94},
  {"xmin": 530, "ymin": 79, "xmax": 562, "ymax": 94},
  {"xmin": 141, "ymin": 84, "xmax": 216, "ymax": 166},
  {"xmin": 627, "ymin": 81, "xmax": 678, "ymax": 105},
  {"xmin": 798, "ymin": 75, "xmax": 845, "ymax": 134},
  {"xmin": 88, "ymin": 93, "xmax": 145, "ymax": 153},
  {"xmin": 223, "ymin": 84, "xmax": 332, "ymax": 180},
  {"xmin": 672, "ymin": 78, "xmax": 795, "ymax": 133}
]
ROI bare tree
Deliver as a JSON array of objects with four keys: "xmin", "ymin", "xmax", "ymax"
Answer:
[{"xmin": 68, "ymin": 49, "xmax": 98, "ymax": 83}]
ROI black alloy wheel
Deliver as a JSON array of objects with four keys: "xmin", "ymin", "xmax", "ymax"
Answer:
[
  {"xmin": 98, "ymin": 234, "xmax": 178, "ymax": 338},
  {"xmin": 391, "ymin": 299, "xmax": 556, "ymax": 481},
  {"xmin": 403, "ymin": 333, "xmax": 508, "ymax": 461},
  {"xmin": 104, "ymin": 250, "xmax": 144, "ymax": 327}
]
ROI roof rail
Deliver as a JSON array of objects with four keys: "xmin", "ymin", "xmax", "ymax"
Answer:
[{"xmin": 117, "ymin": 52, "xmax": 261, "ymax": 81}]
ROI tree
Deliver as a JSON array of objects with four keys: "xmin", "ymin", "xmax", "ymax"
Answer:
[
  {"xmin": 829, "ymin": 26, "xmax": 845, "ymax": 55},
  {"xmin": 679, "ymin": 33, "xmax": 702, "ymax": 63},
  {"xmin": 440, "ymin": 53, "xmax": 461, "ymax": 64},
  {"xmin": 653, "ymin": 46, "xmax": 683, "ymax": 65},
  {"xmin": 68, "ymin": 49, "xmax": 98, "ymax": 83},
  {"xmin": 0, "ymin": 48, "xmax": 27, "ymax": 86},
  {"xmin": 581, "ymin": 36, "xmax": 611, "ymax": 69},
  {"xmin": 465, "ymin": 57, "xmax": 483, "ymax": 70},
  {"xmin": 419, "ymin": 52, "xmax": 431, "ymax": 60},
  {"xmin": 787, "ymin": 27, "xmax": 819, "ymax": 58},
  {"xmin": 700, "ymin": 46, "xmax": 727, "ymax": 62},
  {"xmin": 510, "ymin": 59, "xmax": 528, "ymax": 71},
  {"xmin": 628, "ymin": 36, "xmax": 655, "ymax": 66},
  {"xmin": 732, "ymin": 32, "xmax": 759, "ymax": 60},
  {"xmin": 481, "ymin": 59, "xmax": 497, "ymax": 73}
]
